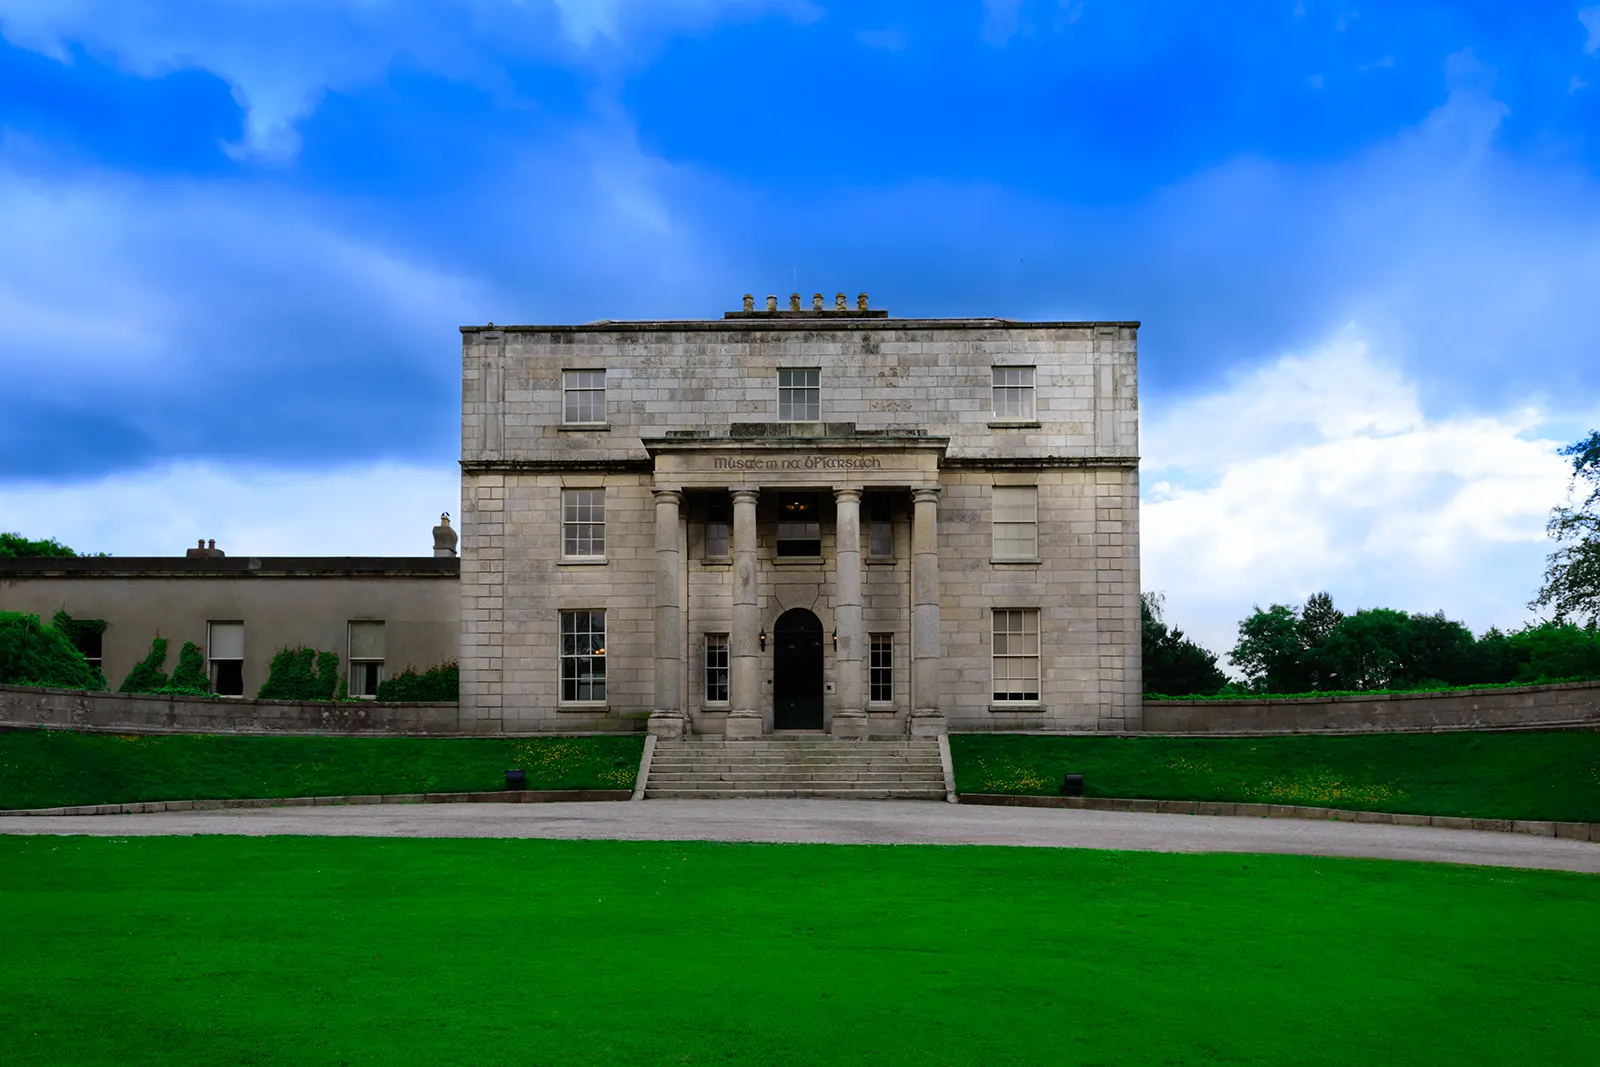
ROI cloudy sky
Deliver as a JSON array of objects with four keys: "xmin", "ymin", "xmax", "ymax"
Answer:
[{"xmin": 2, "ymin": 1, "xmax": 1598, "ymax": 660}]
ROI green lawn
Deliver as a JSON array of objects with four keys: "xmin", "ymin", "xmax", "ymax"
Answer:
[
  {"xmin": 0, "ymin": 730, "xmax": 644, "ymax": 810},
  {"xmin": 0, "ymin": 836, "xmax": 1595, "ymax": 1066},
  {"xmin": 951, "ymin": 731, "xmax": 1600, "ymax": 823}
]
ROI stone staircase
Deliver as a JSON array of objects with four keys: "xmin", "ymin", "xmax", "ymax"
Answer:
[{"xmin": 644, "ymin": 737, "xmax": 947, "ymax": 800}]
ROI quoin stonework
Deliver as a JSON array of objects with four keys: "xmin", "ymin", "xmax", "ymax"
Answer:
[{"xmin": 459, "ymin": 294, "xmax": 1141, "ymax": 738}]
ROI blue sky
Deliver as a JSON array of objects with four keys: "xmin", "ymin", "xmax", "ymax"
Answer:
[{"xmin": 2, "ymin": 1, "xmax": 1599, "ymax": 657}]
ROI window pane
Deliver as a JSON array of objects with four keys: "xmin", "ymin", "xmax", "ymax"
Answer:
[
  {"xmin": 706, "ymin": 499, "xmax": 730, "ymax": 557},
  {"xmin": 563, "ymin": 370, "xmax": 605, "ymax": 423},
  {"xmin": 776, "ymin": 493, "xmax": 821, "ymax": 556},
  {"xmin": 705, "ymin": 634, "xmax": 729, "ymax": 702},
  {"xmin": 993, "ymin": 486, "xmax": 1038, "ymax": 559},
  {"xmin": 212, "ymin": 660, "xmax": 244, "ymax": 696},
  {"xmin": 560, "ymin": 610, "xmax": 606, "ymax": 702},
  {"xmin": 992, "ymin": 367, "xmax": 1036, "ymax": 419},
  {"xmin": 563, "ymin": 489, "xmax": 606, "ymax": 557},
  {"xmin": 348, "ymin": 621, "xmax": 386, "ymax": 660},
  {"xmin": 778, "ymin": 369, "xmax": 820, "ymax": 420},
  {"xmin": 992, "ymin": 609, "xmax": 1040, "ymax": 701},
  {"xmin": 870, "ymin": 634, "xmax": 893, "ymax": 702},
  {"xmin": 208, "ymin": 622, "xmax": 244, "ymax": 660}
]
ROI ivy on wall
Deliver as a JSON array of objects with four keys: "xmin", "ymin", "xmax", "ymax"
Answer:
[
  {"xmin": 257, "ymin": 647, "xmax": 340, "ymax": 701},
  {"xmin": 376, "ymin": 661, "xmax": 459, "ymax": 702},
  {"xmin": 118, "ymin": 637, "xmax": 170, "ymax": 694}
]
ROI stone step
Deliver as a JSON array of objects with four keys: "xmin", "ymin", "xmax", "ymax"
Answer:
[
  {"xmin": 644, "ymin": 787, "xmax": 947, "ymax": 800},
  {"xmin": 643, "ymin": 758, "xmax": 940, "ymax": 767},
  {"xmin": 648, "ymin": 774, "xmax": 943, "ymax": 786}
]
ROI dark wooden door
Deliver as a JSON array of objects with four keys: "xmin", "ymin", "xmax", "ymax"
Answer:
[{"xmin": 773, "ymin": 609, "xmax": 824, "ymax": 730}]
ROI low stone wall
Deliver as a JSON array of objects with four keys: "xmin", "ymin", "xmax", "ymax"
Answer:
[
  {"xmin": 0, "ymin": 683, "xmax": 461, "ymax": 735},
  {"xmin": 1143, "ymin": 680, "xmax": 1600, "ymax": 734}
]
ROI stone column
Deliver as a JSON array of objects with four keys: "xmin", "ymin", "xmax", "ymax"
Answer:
[
  {"xmin": 910, "ymin": 485, "xmax": 947, "ymax": 736},
  {"xmin": 831, "ymin": 487, "xmax": 868, "ymax": 740},
  {"xmin": 726, "ymin": 488, "xmax": 764, "ymax": 739},
  {"xmin": 648, "ymin": 488, "xmax": 685, "ymax": 739}
]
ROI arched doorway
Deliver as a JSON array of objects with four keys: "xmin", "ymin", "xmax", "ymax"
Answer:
[{"xmin": 773, "ymin": 608, "xmax": 824, "ymax": 730}]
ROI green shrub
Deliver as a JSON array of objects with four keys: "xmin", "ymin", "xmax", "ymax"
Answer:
[
  {"xmin": 118, "ymin": 637, "xmax": 171, "ymax": 694},
  {"xmin": 376, "ymin": 661, "xmax": 459, "ymax": 702},
  {"xmin": 0, "ymin": 611, "xmax": 106, "ymax": 690},
  {"xmin": 169, "ymin": 641, "xmax": 210, "ymax": 692},
  {"xmin": 0, "ymin": 532, "xmax": 78, "ymax": 558},
  {"xmin": 257, "ymin": 647, "xmax": 340, "ymax": 701}
]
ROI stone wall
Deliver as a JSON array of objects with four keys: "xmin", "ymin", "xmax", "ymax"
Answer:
[
  {"xmin": 0, "ymin": 684, "xmax": 463, "ymax": 736},
  {"xmin": 1142, "ymin": 681, "xmax": 1600, "ymax": 734}
]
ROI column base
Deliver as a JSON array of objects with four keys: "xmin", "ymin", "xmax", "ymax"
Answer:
[
  {"xmin": 647, "ymin": 712, "xmax": 686, "ymax": 740},
  {"xmin": 909, "ymin": 710, "xmax": 948, "ymax": 737},
  {"xmin": 725, "ymin": 710, "xmax": 764, "ymax": 739},
  {"xmin": 831, "ymin": 709, "xmax": 869, "ymax": 740}
]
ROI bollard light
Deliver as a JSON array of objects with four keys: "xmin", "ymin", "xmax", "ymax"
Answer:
[
  {"xmin": 1061, "ymin": 773, "xmax": 1084, "ymax": 797},
  {"xmin": 506, "ymin": 769, "xmax": 527, "ymax": 790}
]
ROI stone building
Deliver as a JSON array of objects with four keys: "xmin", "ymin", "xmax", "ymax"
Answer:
[
  {"xmin": 0, "ymin": 529, "xmax": 460, "ymax": 697},
  {"xmin": 459, "ymin": 294, "xmax": 1141, "ymax": 738}
]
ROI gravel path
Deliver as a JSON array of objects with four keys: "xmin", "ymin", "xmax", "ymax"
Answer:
[{"xmin": 3, "ymin": 799, "xmax": 1597, "ymax": 872}]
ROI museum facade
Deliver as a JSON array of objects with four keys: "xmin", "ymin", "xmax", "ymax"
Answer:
[{"xmin": 459, "ymin": 295, "xmax": 1141, "ymax": 737}]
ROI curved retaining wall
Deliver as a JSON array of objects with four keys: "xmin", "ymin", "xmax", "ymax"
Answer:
[
  {"xmin": 1142, "ymin": 680, "xmax": 1600, "ymax": 734},
  {"xmin": 5, "ymin": 680, "xmax": 1599, "ymax": 737},
  {"xmin": 0, "ymin": 683, "xmax": 461, "ymax": 735}
]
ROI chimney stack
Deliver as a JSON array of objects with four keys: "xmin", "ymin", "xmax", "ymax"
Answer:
[{"xmin": 433, "ymin": 512, "xmax": 459, "ymax": 558}]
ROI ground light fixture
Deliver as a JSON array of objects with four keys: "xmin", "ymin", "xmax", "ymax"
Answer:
[
  {"xmin": 1061, "ymin": 773, "xmax": 1084, "ymax": 797},
  {"xmin": 506, "ymin": 769, "xmax": 526, "ymax": 790}
]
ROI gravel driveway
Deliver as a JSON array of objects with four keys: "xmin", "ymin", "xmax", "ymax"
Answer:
[{"xmin": 4, "ymin": 799, "xmax": 1597, "ymax": 873}]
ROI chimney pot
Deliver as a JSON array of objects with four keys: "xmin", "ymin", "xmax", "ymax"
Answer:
[
  {"xmin": 812, "ymin": 293, "xmax": 824, "ymax": 310},
  {"xmin": 858, "ymin": 292, "xmax": 869, "ymax": 311},
  {"xmin": 790, "ymin": 292, "xmax": 801, "ymax": 311},
  {"xmin": 835, "ymin": 292, "xmax": 847, "ymax": 310},
  {"xmin": 766, "ymin": 294, "xmax": 778, "ymax": 312},
  {"xmin": 207, "ymin": 539, "xmax": 216, "ymax": 551},
  {"xmin": 742, "ymin": 293, "xmax": 754, "ymax": 312}
]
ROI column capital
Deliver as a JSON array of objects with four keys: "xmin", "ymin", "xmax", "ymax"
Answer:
[
  {"xmin": 833, "ymin": 487, "xmax": 862, "ymax": 504},
  {"xmin": 730, "ymin": 488, "xmax": 761, "ymax": 505},
  {"xmin": 651, "ymin": 487, "xmax": 683, "ymax": 504},
  {"xmin": 911, "ymin": 485, "xmax": 942, "ymax": 504}
]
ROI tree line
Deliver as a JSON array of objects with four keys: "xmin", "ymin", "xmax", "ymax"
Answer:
[{"xmin": 1146, "ymin": 429, "xmax": 1600, "ymax": 697}]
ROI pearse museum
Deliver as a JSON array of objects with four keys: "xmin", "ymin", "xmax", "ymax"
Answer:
[
  {"xmin": 1, "ymin": 294, "xmax": 1141, "ymax": 737},
  {"xmin": 460, "ymin": 294, "xmax": 1141, "ymax": 738}
]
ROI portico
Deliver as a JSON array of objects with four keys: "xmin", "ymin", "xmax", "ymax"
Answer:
[{"xmin": 644, "ymin": 434, "xmax": 947, "ymax": 740}]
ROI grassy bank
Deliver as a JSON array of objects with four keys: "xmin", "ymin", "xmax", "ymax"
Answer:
[
  {"xmin": 1, "ymin": 836, "xmax": 1595, "ymax": 1067},
  {"xmin": 0, "ymin": 730, "xmax": 644, "ymax": 810},
  {"xmin": 950, "ymin": 731, "xmax": 1600, "ymax": 823}
]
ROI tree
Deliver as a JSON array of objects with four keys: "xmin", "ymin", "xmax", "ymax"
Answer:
[
  {"xmin": 1532, "ymin": 430, "xmax": 1600, "ymax": 624},
  {"xmin": 1140, "ymin": 594, "xmax": 1228, "ymax": 697},
  {"xmin": 1228, "ymin": 604, "xmax": 1308, "ymax": 692},
  {"xmin": 0, "ymin": 532, "xmax": 78, "ymax": 558},
  {"xmin": 0, "ymin": 611, "xmax": 106, "ymax": 689}
]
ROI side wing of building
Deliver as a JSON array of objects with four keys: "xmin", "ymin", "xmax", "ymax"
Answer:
[{"xmin": 459, "ymin": 313, "xmax": 1139, "ymax": 735}]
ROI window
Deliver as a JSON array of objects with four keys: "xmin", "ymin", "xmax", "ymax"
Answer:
[
  {"xmin": 207, "ymin": 621, "xmax": 245, "ymax": 696},
  {"xmin": 992, "ymin": 366, "xmax": 1036, "ymax": 420},
  {"xmin": 562, "ymin": 489, "xmax": 605, "ymax": 559},
  {"xmin": 992, "ymin": 609, "xmax": 1040, "ymax": 702},
  {"xmin": 776, "ymin": 492, "xmax": 821, "ymax": 556},
  {"xmin": 705, "ymin": 497, "xmax": 730, "ymax": 559},
  {"xmin": 992, "ymin": 486, "xmax": 1038, "ymax": 560},
  {"xmin": 869, "ymin": 634, "xmax": 893, "ymax": 703},
  {"xmin": 348, "ymin": 621, "xmax": 386, "ymax": 699},
  {"xmin": 866, "ymin": 493, "xmax": 893, "ymax": 558},
  {"xmin": 563, "ymin": 369, "xmax": 606, "ymax": 424},
  {"xmin": 65, "ymin": 623, "xmax": 103, "ymax": 673},
  {"xmin": 560, "ymin": 611, "xmax": 606, "ymax": 702},
  {"xmin": 778, "ymin": 368, "xmax": 820, "ymax": 421},
  {"xmin": 705, "ymin": 634, "xmax": 730, "ymax": 703}
]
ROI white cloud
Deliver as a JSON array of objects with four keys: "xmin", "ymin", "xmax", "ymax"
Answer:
[
  {"xmin": 0, "ymin": 0, "xmax": 812, "ymax": 160},
  {"xmin": 1582, "ymin": 6, "xmax": 1600, "ymax": 53},
  {"xmin": 1142, "ymin": 332, "xmax": 1589, "ymax": 663},
  {"xmin": 0, "ymin": 462, "xmax": 460, "ymax": 557}
]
